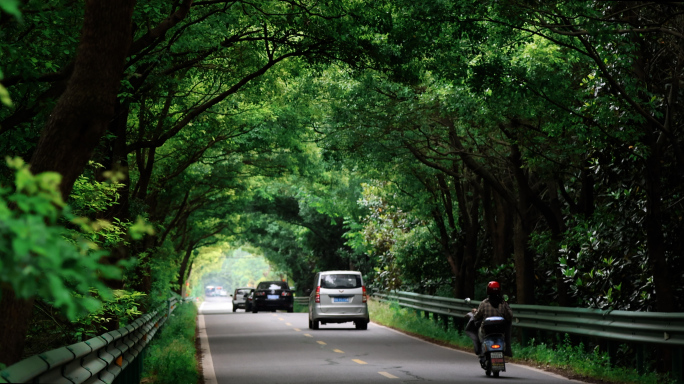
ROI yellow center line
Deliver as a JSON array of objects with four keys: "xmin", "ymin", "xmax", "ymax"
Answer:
[
  {"xmin": 316, "ymin": 341, "xmax": 327, "ymax": 345},
  {"xmin": 352, "ymin": 359, "xmax": 367, "ymax": 365},
  {"xmin": 293, "ymin": 328, "xmax": 301, "ymax": 332},
  {"xmin": 285, "ymin": 322, "xmax": 292, "ymax": 326},
  {"xmin": 378, "ymin": 372, "xmax": 398, "ymax": 379},
  {"xmin": 272, "ymin": 314, "xmax": 278, "ymax": 317},
  {"xmin": 303, "ymin": 334, "xmax": 313, "ymax": 338},
  {"xmin": 333, "ymin": 349, "xmax": 344, "ymax": 353},
  {"xmin": 278, "ymin": 318, "xmax": 284, "ymax": 321}
]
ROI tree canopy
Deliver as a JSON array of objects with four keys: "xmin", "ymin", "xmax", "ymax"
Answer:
[{"xmin": 1, "ymin": 0, "xmax": 683, "ymax": 370}]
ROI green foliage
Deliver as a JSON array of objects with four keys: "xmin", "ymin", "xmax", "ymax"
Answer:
[
  {"xmin": 142, "ymin": 302, "xmax": 198, "ymax": 384},
  {"xmin": 0, "ymin": 158, "xmax": 121, "ymax": 319},
  {"xmin": 72, "ymin": 290, "xmax": 146, "ymax": 340},
  {"xmin": 368, "ymin": 299, "xmax": 473, "ymax": 348},
  {"xmin": 0, "ymin": 0, "xmax": 21, "ymax": 20},
  {"xmin": 516, "ymin": 335, "xmax": 674, "ymax": 384},
  {"xmin": 0, "ymin": 69, "xmax": 11, "ymax": 107},
  {"xmin": 292, "ymin": 300, "xmax": 308, "ymax": 313},
  {"xmin": 190, "ymin": 245, "xmax": 279, "ymax": 296}
]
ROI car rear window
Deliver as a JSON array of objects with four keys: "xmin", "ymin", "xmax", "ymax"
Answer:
[
  {"xmin": 236, "ymin": 289, "xmax": 251, "ymax": 295},
  {"xmin": 257, "ymin": 282, "xmax": 288, "ymax": 290},
  {"xmin": 320, "ymin": 274, "xmax": 362, "ymax": 289}
]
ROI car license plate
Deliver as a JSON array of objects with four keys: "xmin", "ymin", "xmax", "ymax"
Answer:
[
  {"xmin": 333, "ymin": 297, "xmax": 349, "ymax": 303},
  {"xmin": 267, "ymin": 295, "xmax": 279, "ymax": 300}
]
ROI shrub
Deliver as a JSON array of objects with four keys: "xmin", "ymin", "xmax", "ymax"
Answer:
[{"xmin": 142, "ymin": 301, "xmax": 198, "ymax": 384}]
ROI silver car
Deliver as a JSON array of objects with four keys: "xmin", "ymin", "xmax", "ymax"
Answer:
[
  {"xmin": 231, "ymin": 287, "xmax": 253, "ymax": 312},
  {"xmin": 308, "ymin": 271, "xmax": 369, "ymax": 330}
]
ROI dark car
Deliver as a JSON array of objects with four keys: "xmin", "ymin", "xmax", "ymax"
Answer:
[
  {"xmin": 252, "ymin": 281, "xmax": 294, "ymax": 313},
  {"xmin": 231, "ymin": 287, "xmax": 254, "ymax": 312}
]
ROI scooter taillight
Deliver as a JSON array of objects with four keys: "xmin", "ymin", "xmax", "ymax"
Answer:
[{"xmin": 491, "ymin": 344, "xmax": 501, "ymax": 349}]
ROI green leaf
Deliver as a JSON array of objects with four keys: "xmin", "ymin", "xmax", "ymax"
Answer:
[{"xmin": 0, "ymin": 0, "xmax": 21, "ymax": 20}]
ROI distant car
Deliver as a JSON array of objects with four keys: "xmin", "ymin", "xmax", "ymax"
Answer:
[
  {"xmin": 231, "ymin": 288, "xmax": 254, "ymax": 312},
  {"xmin": 219, "ymin": 289, "xmax": 228, "ymax": 297},
  {"xmin": 308, "ymin": 271, "xmax": 369, "ymax": 330},
  {"xmin": 252, "ymin": 281, "xmax": 293, "ymax": 313}
]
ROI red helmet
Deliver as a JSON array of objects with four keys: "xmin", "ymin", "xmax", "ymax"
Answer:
[{"xmin": 487, "ymin": 281, "xmax": 501, "ymax": 296}]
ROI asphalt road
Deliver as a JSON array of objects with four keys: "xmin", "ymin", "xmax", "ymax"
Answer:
[{"xmin": 198, "ymin": 297, "xmax": 584, "ymax": 384}]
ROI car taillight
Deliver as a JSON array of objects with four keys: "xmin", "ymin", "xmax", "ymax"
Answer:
[
  {"xmin": 281, "ymin": 292, "xmax": 291, "ymax": 296},
  {"xmin": 315, "ymin": 286, "xmax": 320, "ymax": 303},
  {"xmin": 256, "ymin": 291, "xmax": 265, "ymax": 296},
  {"xmin": 362, "ymin": 286, "xmax": 367, "ymax": 303}
]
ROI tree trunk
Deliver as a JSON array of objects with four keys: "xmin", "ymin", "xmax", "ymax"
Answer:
[
  {"xmin": 645, "ymin": 141, "xmax": 674, "ymax": 312},
  {"xmin": 513, "ymin": 214, "xmax": 535, "ymax": 304},
  {"xmin": 0, "ymin": 0, "xmax": 137, "ymax": 365},
  {"xmin": 100, "ymin": 100, "xmax": 132, "ymax": 221},
  {"xmin": 493, "ymin": 191, "xmax": 512, "ymax": 265},
  {"xmin": 0, "ymin": 289, "xmax": 35, "ymax": 365},
  {"xmin": 462, "ymin": 191, "xmax": 480, "ymax": 299},
  {"xmin": 30, "ymin": 0, "xmax": 136, "ymax": 196},
  {"xmin": 176, "ymin": 243, "xmax": 196, "ymax": 296}
]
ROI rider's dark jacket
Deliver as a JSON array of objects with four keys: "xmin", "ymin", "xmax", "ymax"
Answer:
[{"xmin": 473, "ymin": 297, "xmax": 513, "ymax": 323}]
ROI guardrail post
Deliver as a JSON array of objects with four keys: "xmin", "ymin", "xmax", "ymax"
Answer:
[
  {"xmin": 636, "ymin": 344, "xmax": 645, "ymax": 375},
  {"xmin": 521, "ymin": 328, "xmax": 531, "ymax": 347},
  {"xmin": 673, "ymin": 346, "xmax": 683, "ymax": 384},
  {"xmin": 607, "ymin": 340, "xmax": 618, "ymax": 367}
]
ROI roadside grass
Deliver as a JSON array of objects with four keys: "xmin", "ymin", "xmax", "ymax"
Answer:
[
  {"xmin": 142, "ymin": 302, "xmax": 199, "ymax": 384},
  {"xmin": 292, "ymin": 301, "xmax": 308, "ymax": 313},
  {"xmin": 368, "ymin": 299, "xmax": 674, "ymax": 384}
]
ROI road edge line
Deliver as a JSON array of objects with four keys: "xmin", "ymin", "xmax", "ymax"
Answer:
[{"xmin": 198, "ymin": 314, "xmax": 218, "ymax": 384}]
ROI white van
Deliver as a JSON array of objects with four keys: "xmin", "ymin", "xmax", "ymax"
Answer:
[{"xmin": 308, "ymin": 271, "xmax": 369, "ymax": 330}]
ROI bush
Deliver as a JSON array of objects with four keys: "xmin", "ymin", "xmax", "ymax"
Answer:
[
  {"xmin": 368, "ymin": 299, "xmax": 473, "ymax": 349},
  {"xmin": 142, "ymin": 301, "xmax": 198, "ymax": 384},
  {"xmin": 515, "ymin": 336, "xmax": 675, "ymax": 384}
]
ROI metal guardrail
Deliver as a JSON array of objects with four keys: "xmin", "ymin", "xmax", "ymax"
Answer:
[
  {"xmin": 294, "ymin": 297, "xmax": 309, "ymax": 305},
  {"xmin": 0, "ymin": 297, "xmax": 179, "ymax": 384},
  {"xmin": 374, "ymin": 291, "xmax": 684, "ymax": 347},
  {"xmin": 375, "ymin": 291, "xmax": 684, "ymax": 382}
]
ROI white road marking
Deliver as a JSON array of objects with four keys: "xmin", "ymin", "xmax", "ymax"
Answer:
[
  {"xmin": 379, "ymin": 372, "xmax": 398, "ymax": 379},
  {"xmin": 198, "ymin": 315, "xmax": 217, "ymax": 384}
]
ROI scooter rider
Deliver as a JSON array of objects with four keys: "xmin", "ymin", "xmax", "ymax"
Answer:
[{"xmin": 473, "ymin": 281, "xmax": 513, "ymax": 358}]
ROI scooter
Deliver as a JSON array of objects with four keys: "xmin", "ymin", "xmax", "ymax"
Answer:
[
  {"xmin": 479, "ymin": 316, "xmax": 507, "ymax": 377},
  {"xmin": 464, "ymin": 299, "xmax": 507, "ymax": 378}
]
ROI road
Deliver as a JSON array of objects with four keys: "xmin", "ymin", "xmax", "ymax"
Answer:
[{"xmin": 199, "ymin": 297, "xmax": 583, "ymax": 384}]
